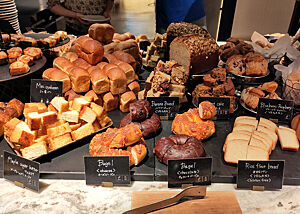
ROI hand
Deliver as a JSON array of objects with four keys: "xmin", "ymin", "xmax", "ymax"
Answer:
[
  {"xmin": 75, "ymin": 12, "xmax": 90, "ymax": 25},
  {"xmin": 103, "ymin": 11, "xmax": 110, "ymax": 19}
]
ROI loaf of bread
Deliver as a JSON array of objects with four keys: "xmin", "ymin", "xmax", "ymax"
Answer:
[
  {"xmin": 68, "ymin": 67, "xmax": 90, "ymax": 93},
  {"xmin": 119, "ymin": 91, "xmax": 136, "ymax": 112},
  {"xmin": 62, "ymin": 52, "xmax": 78, "ymax": 62},
  {"xmin": 117, "ymin": 61, "xmax": 135, "ymax": 84},
  {"xmin": 88, "ymin": 23, "xmax": 114, "ymax": 44},
  {"xmin": 72, "ymin": 58, "xmax": 92, "ymax": 71},
  {"xmin": 170, "ymin": 34, "xmax": 219, "ymax": 75},
  {"xmin": 127, "ymin": 81, "xmax": 140, "ymax": 95},
  {"xmin": 112, "ymin": 51, "xmax": 137, "ymax": 71},
  {"xmin": 42, "ymin": 68, "xmax": 71, "ymax": 93},
  {"xmin": 53, "ymin": 57, "xmax": 74, "ymax": 74},
  {"xmin": 104, "ymin": 66, "xmax": 127, "ymax": 95},
  {"xmin": 103, "ymin": 92, "xmax": 119, "ymax": 111},
  {"xmin": 88, "ymin": 66, "xmax": 110, "ymax": 94},
  {"xmin": 74, "ymin": 36, "xmax": 104, "ymax": 65}
]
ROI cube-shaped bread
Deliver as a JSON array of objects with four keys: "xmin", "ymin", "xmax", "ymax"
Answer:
[
  {"xmin": 48, "ymin": 103, "xmax": 58, "ymax": 113},
  {"xmin": 85, "ymin": 90, "xmax": 103, "ymax": 106},
  {"xmin": 79, "ymin": 106, "xmax": 97, "ymax": 123},
  {"xmin": 92, "ymin": 120, "xmax": 101, "ymax": 132},
  {"xmin": 40, "ymin": 111, "xmax": 58, "ymax": 126},
  {"xmin": 48, "ymin": 133, "xmax": 73, "ymax": 151},
  {"xmin": 71, "ymin": 97, "xmax": 90, "ymax": 112},
  {"xmin": 99, "ymin": 116, "xmax": 112, "ymax": 128},
  {"xmin": 71, "ymin": 123, "xmax": 95, "ymax": 141},
  {"xmin": 4, "ymin": 118, "xmax": 21, "ymax": 138},
  {"xmin": 50, "ymin": 96, "xmax": 69, "ymax": 113},
  {"xmin": 21, "ymin": 141, "xmax": 48, "ymax": 160},
  {"xmin": 24, "ymin": 103, "xmax": 47, "ymax": 117},
  {"xmin": 90, "ymin": 102, "xmax": 106, "ymax": 120},
  {"xmin": 103, "ymin": 92, "xmax": 119, "ymax": 112},
  {"xmin": 7, "ymin": 98, "xmax": 24, "ymax": 117},
  {"xmin": 10, "ymin": 121, "xmax": 35, "ymax": 147},
  {"xmin": 70, "ymin": 123, "xmax": 81, "ymax": 131},
  {"xmin": 120, "ymin": 91, "xmax": 136, "ymax": 113},
  {"xmin": 60, "ymin": 110, "xmax": 79, "ymax": 123},
  {"xmin": 127, "ymin": 81, "xmax": 140, "ymax": 95},
  {"xmin": 27, "ymin": 112, "xmax": 41, "ymax": 130},
  {"xmin": 47, "ymin": 122, "xmax": 71, "ymax": 138}
]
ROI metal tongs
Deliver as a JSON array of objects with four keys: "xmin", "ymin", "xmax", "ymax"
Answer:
[{"xmin": 123, "ymin": 186, "xmax": 207, "ymax": 214}]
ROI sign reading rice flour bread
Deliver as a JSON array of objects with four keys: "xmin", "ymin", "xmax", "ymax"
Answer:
[
  {"xmin": 146, "ymin": 97, "xmax": 179, "ymax": 120},
  {"xmin": 30, "ymin": 79, "xmax": 63, "ymax": 104},
  {"xmin": 198, "ymin": 96, "xmax": 230, "ymax": 119},
  {"xmin": 3, "ymin": 151, "xmax": 40, "ymax": 192},
  {"xmin": 168, "ymin": 157, "xmax": 212, "ymax": 188},
  {"xmin": 257, "ymin": 98, "xmax": 294, "ymax": 123},
  {"xmin": 237, "ymin": 160, "xmax": 284, "ymax": 190},
  {"xmin": 84, "ymin": 156, "xmax": 130, "ymax": 186}
]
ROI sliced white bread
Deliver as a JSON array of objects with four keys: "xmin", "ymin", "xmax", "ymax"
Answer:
[
  {"xmin": 224, "ymin": 139, "xmax": 249, "ymax": 164},
  {"xmin": 232, "ymin": 124, "xmax": 256, "ymax": 133},
  {"xmin": 246, "ymin": 145, "xmax": 269, "ymax": 161},
  {"xmin": 223, "ymin": 132, "xmax": 251, "ymax": 152},
  {"xmin": 234, "ymin": 116, "xmax": 258, "ymax": 128},
  {"xmin": 249, "ymin": 135, "xmax": 270, "ymax": 154},
  {"xmin": 252, "ymin": 130, "xmax": 273, "ymax": 154},
  {"xmin": 257, "ymin": 125, "xmax": 278, "ymax": 150},
  {"xmin": 259, "ymin": 118, "xmax": 278, "ymax": 133},
  {"xmin": 21, "ymin": 141, "xmax": 48, "ymax": 160},
  {"xmin": 277, "ymin": 126, "xmax": 299, "ymax": 151}
]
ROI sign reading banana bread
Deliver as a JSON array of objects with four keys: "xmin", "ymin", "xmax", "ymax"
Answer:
[
  {"xmin": 168, "ymin": 157, "xmax": 212, "ymax": 188},
  {"xmin": 237, "ymin": 160, "xmax": 284, "ymax": 190},
  {"xmin": 257, "ymin": 98, "xmax": 294, "ymax": 122},
  {"xmin": 198, "ymin": 96, "xmax": 230, "ymax": 119},
  {"xmin": 147, "ymin": 97, "xmax": 179, "ymax": 120},
  {"xmin": 30, "ymin": 79, "xmax": 63, "ymax": 104},
  {"xmin": 3, "ymin": 151, "xmax": 40, "ymax": 192},
  {"xmin": 84, "ymin": 156, "xmax": 130, "ymax": 186}
]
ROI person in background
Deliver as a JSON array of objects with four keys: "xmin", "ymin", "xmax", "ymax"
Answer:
[
  {"xmin": 155, "ymin": 0, "xmax": 206, "ymax": 34},
  {"xmin": 48, "ymin": 0, "xmax": 114, "ymax": 35}
]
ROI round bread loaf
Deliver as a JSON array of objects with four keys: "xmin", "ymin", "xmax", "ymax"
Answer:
[{"xmin": 154, "ymin": 134, "xmax": 205, "ymax": 165}]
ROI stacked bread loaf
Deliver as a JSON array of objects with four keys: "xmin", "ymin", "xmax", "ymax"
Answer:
[
  {"xmin": 4, "ymin": 96, "xmax": 112, "ymax": 160},
  {"xmin": 89, "ymin": 123, "xmax": 147, "ymax": 166},
  {"xmin": 138, "ymin": 60, "xmax": 188, "ymax": 103}
]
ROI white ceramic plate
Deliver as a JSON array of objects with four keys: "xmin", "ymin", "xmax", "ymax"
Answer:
[{"xmin": 82, "ymin": 15, "xmax": 110, "ymax": 23}]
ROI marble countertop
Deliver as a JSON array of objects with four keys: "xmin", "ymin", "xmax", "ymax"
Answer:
[{"xmin": 0, "ymin": 179, "xmax": 300, "ymax": 214}]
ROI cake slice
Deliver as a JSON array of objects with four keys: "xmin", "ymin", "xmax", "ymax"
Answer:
[
  {"xmin": 277, "ymin": 126, "xmax": 299, "ymax": 151},
  {"xmin": 224, "ymin": 139, "xmax": 249, "ymax": 164},
  {"xmin": 246, "ymin": 145, "xmax": 269, "ymax": 161},
  {"xmin": 21, "ymin": 141, "xmax": 48, "ymax": 160}
]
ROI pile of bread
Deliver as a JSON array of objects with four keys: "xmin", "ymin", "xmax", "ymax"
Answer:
[
  {"xmin": 241, "ymin": 81, "xmax": 281, "ymax": 109},
  {"xmin": 89, "ymin": 123, "xmax": 147, "ymax": 166},
  {"xmin": 4, "ymin": 96, "xmax": 112, "ymax": 160},
  {"xmin": 0, "ymin": 98, "xmax": 24, "ymax": 136},
  {"xmin": 138, "ymin": 60, "xmax": 188, "ymax": 103},
  {"xmin": 224, "ymin": 116, "xmax": 299, "ymax": 164}
]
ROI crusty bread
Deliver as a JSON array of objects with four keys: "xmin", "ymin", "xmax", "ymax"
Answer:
[
  {"xmin": 88, "ymin": 66, "xmax": 110, "ymax": 94},
  {"xmin": 40, "ymin": 111, "xmax": 58, "ymax": 126},
  {"xmin": 103, "ymin": 92, "xmax": 119, "ymax": 112},
  {"xmin": 96, "ymin": 61, "xmax": 108, "ymax": 70},
  {"xmin": 42, "ymin": 68, "xmax": 71, "ymax": 93},
  {"xmin": 62, "ymin": 51, "xmax": 78, "ymax": 62},
  {"xmin": 71, "ymin": 123, "xmax": 95, "ymax": 141},
  {"xmin": 104, "ymin": 66, "xmax": 127, "ymax": 95},
  {"xmin": 72, "ymin": 58, "xmax": 92, "ymax": 71},
  {"xmin": 48, "ymin": 133, "xmax": 73, "ymax": 151},
  {"xmin": 10, "ymin": 121, "xmax": 35, "ymax": 147},
  {"xmin": 21, "ymin": 141, "xmax": 48, "ymax": 160},
  {"xmin": 117, "ymin": 62, "xmax": 135, "ymax": 84},
  {"xmin": 50, "ymin": 96, "xmax": 69, "ymax": 113},
  {"xmin": 53, "ymin": 57, "xmax": 74, "ymax": 74},
  {"xmin": 88, "ymin": 23, "xmax": 115, "ymax": 44},
  {"xmin": 68, "ymin": 67, "xmax": 91, "ymax": 93},
  {"xmin": 224, "ymin": 139, "xmax": 248, "ymax": 164},
  {"xmin": 71, "ymin": 97, "xmax": 90, "ymax": 112},
  {"xmin": 246, "ymin": 145, "xmax": 269, "ymax": 160},
  {"xmin": 47, "ymin": 122, "xmax": 71, "ymax": 138},
  {"xmin": 60, "ymin": 110, "xmax": 79, "ymax": 123},
  {"xmin": 120, "ymin": 91, "xmax": 136, "ymax": 112},
  {"xmin": 79, "ymin": 106, "xmax": 97, "ymax": 123},
  {"xmin": 278, "ymin": 126, "xmax": 299, "ymax": 151},
  {"xmin": 27, "ymin": 112, "xmax": 41, "ymax": 130},
  {"xmin": 4, "ymin": 118, "xmax": 21, "ymax": 138}
]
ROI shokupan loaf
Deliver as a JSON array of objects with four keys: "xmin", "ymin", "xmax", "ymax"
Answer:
[
  {"xmin": 74, "ymin": 36, "xmax": 104, "ymax": 65},
  {"xmin": 170, "ymin": 34, "xmax": 219, "ymax": 75},
  {"xmin": 42, "ymin": 68, "xmax": 71, "ymax": 93},
  {"xmin": 88, "ymin": 23, "xmax": 115, "ymax": 44},
  {"xmin": 68, "ymin": 67, "xmax": 90, "ymax": 93}
]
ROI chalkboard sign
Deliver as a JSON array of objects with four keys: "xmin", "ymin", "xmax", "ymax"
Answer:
[
  {"xmin": 3, "ymin": 151, "xmax": 40, "ymax": 192},
  {"xmin": 84, "ymin": 156, "xmax": 130, "ymax": 186},
  {"xmin": 198, "ymin": 96, "xmax": 230, "ymax": 119},
  {"xmin": 147, "ymin": 97, "xmax": 179, "ymax": 120},
  {"xmin": 257, "ymin": 98, "xmax": 294, "ymax": 122},
  {"xmin": 168, "ymin": 157, "xmax": 212, "ymax": 188},
  {"xmin": 30, "ymin": 79, "xmax": 63, "ymax": 104},
  {"xmin": 237, "ymin": 160, "xmax": 284, "ymax": 190}
]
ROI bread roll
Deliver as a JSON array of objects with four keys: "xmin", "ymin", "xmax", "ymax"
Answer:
[
  {"xmin": 88, "ymin": 24, "xmax": 114, "ymax": 44},
  {"xmin": 68, "ymin": 67, "xmax": 90, "ymax": 93},
  {"xmin": 74, "ymin": 36, "xmax": 104, "ymax": 65},
  {"xmin": 198, "ymin": 101, "xmax": 216, "ymax": 119},
  {"xmin": 96, "ymin": 61, "xmax": 108, "ymax": 70},
  {"xmin": 42, "ymin": 68, "xmax": 71, "ymax": 93},
  {"xmin": 102, "ymin": 53, "xmax": 120, "ymax": 64},
  {"xmin": 62, "ymin": 52, "xmax": 78, "ymax": 62},
  {"xmin": 88, "ymin": 66, "xmax": 110, "ymax": 94}
]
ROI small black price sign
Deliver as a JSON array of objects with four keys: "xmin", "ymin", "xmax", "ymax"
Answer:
[
  {"xmin": 168, "ymin": 157, "xmax": 212, "ymax": 188},
  {"xmin": 198, "ymin": 96, "xmax": 230, "ymax": 119},
  {"xmin": 84, "ymin": 156, "xmax": 130, "ymax": 186},
  {"xmin": 147, "ymin": 97, "xmax": 179, "ymax": 120},
  {"xmin": 3, "ymin": 151, "xmax": 40, "ymax": 192},
  {"xmin": 30, "ymin": 79, "xmax": 63, "ymax": 104},
  {"xmin": 257, "ymin": 98, "xmax": 294, "ymax": 122},
  {"xmin": 237, "ymin": 160, "xmax": 284, "ymax": 190}
]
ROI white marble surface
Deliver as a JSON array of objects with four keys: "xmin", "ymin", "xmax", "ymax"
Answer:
[{"xmin": 0, "ymin": 179, "xmax": 300, "ymax": 214}]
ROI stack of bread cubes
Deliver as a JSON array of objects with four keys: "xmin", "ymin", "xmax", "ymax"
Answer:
[
  {"xmin": 4, "ymin": 95, "xmax": 112, "ymax": 160},
  {"xmin": 43, "ymin": 23, "xmax": 141, "ymax": 113},
  {"xmin": 224, "ymin": 116, "xmax": 299, "ymax": 164}
]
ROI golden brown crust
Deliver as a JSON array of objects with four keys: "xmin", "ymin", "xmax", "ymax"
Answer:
[
  {"xmin": 9, "ymin": 61, "xmax": 30, "ymax": 76},
  {"xmin": 198, "ymin": 101, "xmax": 216, "ymax": 119}
]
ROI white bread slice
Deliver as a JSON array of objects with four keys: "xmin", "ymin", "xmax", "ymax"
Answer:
[
  {"xmin": 60, "ymin": 110, "xmax": 79, "ymax": 123},
  {"xmin": 79, "ymin": 106, "xmax": 97, "ymax": 123},
  {"xmin": 234, "ymin": 116, "xmax": 257, "ymax": 122},
  {"xmin": 50, "ymin": 96, "xmax": 69, "ymax": 113},
  {"xmin": 249, "ymin": 135, "xmax": 270, "ymax": 154},
  {"xmin": 246, "ymin": 145, "xmax": 269, "ymax": 161},
  {"xmin": 252, "ymin": 130, "xmax": 273, "ymax": 154},
  {"xmin": 278, "ymin": 126, "xmax": 299, "ymax": 151},
  {"xmin": 10, "ymin": 121, "xmax": 35, "ymax": 147},
  {"xmin": 47, "ymin": 122, "xmax": 71, "ymax": 138},
  {"xmin": 257, "ymin": 125, "xmax": 278, "ymax": 150},
  {"xmin": 40, "ymin": 111, "xmax": 58, "ymax": 126},
  {"xmin": 71, "ymin": 97, "xmax": 90, "ymax": 112},
  {"xmin": 223, "ymin": 132, "xmax": 251, "ymax": 152},
  {"xmin": 71, "ymin": 123, "xmax": 95, "ymax": 141},
  {"xmin": 21, "ymin": 141, "xmax": 48, "ymax": 159},
  {"xmin": 48, "ymin": 133, "xmax": 73, "ymax": 151},
  {"xmin": 232, "ymin": 124, "xmax": 256, "ymax": 133},
  {"xmin": 259, "ymin": 118, "xmax": 278, "ymax": 133},
  {"xmin": 224, "ymin": 139, "xmax": 249, "ymax": 164},
  {"xmin": 27, "ymin": 112, "xmax": 41, "ymax": 130},
  {"xmin": 234, "ymin": 117, "xmax": 258, "ymax": 128}
]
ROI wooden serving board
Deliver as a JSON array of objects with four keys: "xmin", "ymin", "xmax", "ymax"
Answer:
[{"xmin": 132, "ymin": 191, "xmax": 242, "ymax": 214}]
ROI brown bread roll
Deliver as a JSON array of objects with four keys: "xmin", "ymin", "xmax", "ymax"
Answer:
[{"xmin": 72, "ymin": 58, "xmax": 92, "ymax": 70}]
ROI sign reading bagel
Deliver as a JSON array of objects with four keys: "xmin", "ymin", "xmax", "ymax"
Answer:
[
  {"xmin": 237, "ymin": 160, "xmax": 284, "ymax": 190},
  {"xmin": 30, "ymin": 79, "xmax": 63, "ymax": 104},
  {"xmin": 257, "ymin": 98, "xmax": 294, "ymax": 123},
  {"xmin": 84, "ymin": 156, "xmax": 130, "ymax": 186},
  {"xmin": 168, "ymin": 157, "xmax": 212, "ymax": 188},
  {"xmin": 147, "ymin": 97, "xmax": 180, "ymax": 120},
  {"xmin": 198, "ymin": 96, "xmax": 230, "ymax": 119}
]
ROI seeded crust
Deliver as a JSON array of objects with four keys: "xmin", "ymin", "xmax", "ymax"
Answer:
[{"xmin": 166, "ymin": 22, "xmax": 211, "ymax": 38}]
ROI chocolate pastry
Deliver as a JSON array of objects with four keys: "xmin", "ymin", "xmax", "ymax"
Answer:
[
  {"xmin": 154, "ymin": 134, "xmax": 205, "ymax": 165},
  {"xmin": 130, "ymin": 99, "xmax": 151, "ymax": 121}
]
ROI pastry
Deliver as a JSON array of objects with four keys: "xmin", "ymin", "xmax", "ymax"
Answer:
[{"xmin": 9, "ymin": 61, "xmax": 30, "ymax": 76}]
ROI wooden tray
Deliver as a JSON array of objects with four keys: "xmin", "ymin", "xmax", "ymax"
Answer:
[{"xmin": 132, "ymin": 190, "xmax": 242, "ymax": 214}]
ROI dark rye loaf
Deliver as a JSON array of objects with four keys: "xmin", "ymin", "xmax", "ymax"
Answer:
[{"xmin": 170, "ymin": 34, "xmax": 219, "ymax": 75}]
